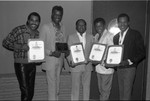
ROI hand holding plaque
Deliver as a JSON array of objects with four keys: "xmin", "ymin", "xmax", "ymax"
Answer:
[
  {"xmin": 22, "ymin": 44, "xmax": 29, "ymax": 51},
  {"xmin": 105, "ymin": 45, "xmax": 124, "ymax": 67},
  {"xmin": 50, "ymin": 51, "xmax": 61, "ymax": 58},
  {"xmin": 118, "ymin": 60, "xmax": 129, "ymax": 67},
  {"xmin": 70, "ymin": 43, "xmax": 86, "ymax": 65}
]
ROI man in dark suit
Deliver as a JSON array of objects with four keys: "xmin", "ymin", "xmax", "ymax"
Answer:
[{"xmin": 113, "ymin": 13, "xmax": 145, "ymax": 100}]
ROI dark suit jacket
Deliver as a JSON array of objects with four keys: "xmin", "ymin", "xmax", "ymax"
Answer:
[{"xmin": 113, "ymin": 28, "xmax": 145, "ymax": 67}]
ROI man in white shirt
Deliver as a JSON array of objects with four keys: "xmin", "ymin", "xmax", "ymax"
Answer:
[
  {"xmin": 93, "ymin": 17, "xmax": 114, "ymax": 100},
  {"xmin": 67, "ymin": 19, "xmax": 93, "ymax": 100}
]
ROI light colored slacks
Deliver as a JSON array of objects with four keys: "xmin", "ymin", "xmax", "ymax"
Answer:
[
  {"xmin": 71, "ymin": 70, "xmax": 91, "ymax": 100},
  {"xmin": 45, "ymin": 54, "xmax": 64, "ymax": 100},
  {"xmin": 46, "ymin": 64, "xmax": 61, "ymax": 100},
  {"xmin": 97, "ymin": 73, "xmax": 113, "ymax": 101}
]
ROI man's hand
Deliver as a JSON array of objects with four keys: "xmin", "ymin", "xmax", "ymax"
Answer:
[
  {"xmin": 50, "ymin": 51, "xmax": 61, "ymax": 58},
  {"xmin": 35, "ymin": 62, "xmax": 43, "ymax": 65},
  {"xmin": 119, "ymin": 60, "xmax": 129, "ymax": 67},
  {"xmin": 64, "ymin": 50, "xmax": 70, "ymax": 58},
  {"xmin": 21, "ymin": 44, "xmax": 29, "ymax": 51},
  {"xmin": 85, "ymin": 61, "xmax": 90, "ymax": 65},
  {"xmin": 69, "ymin": 61, "xmax": 76, "ymax": 68},
  {"xmin": 92, "ymin": 61, "xmax": 99, "ymax": 67}
]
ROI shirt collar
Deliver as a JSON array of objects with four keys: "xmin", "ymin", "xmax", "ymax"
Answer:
[
  {"xmin": 77, "ymin": 32, "xmax": 86, "ymax": 38},
  {"xmin": 119, "ymin": 27, "xmax": 129, "ymax": 45},
  {"xmin": 51, "ymin": 21, "xmax": 62, "ymax": 28},
  {"xmin": 94, "ymin": 29, "xmax": 107, "ymax": 41},
  {"xmin": 95, "ymin": 29, "xmax": 107, "ymax": 36},
  {"xmin": 119, "ymin": 27, "xmax": 129, "ymax": 36}
]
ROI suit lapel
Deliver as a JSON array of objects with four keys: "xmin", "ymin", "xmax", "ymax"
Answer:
[
  {"xmin": 48, "ymin": 23, "xmax": 56, "ymax": 51},
  {"xmin": 74, "ymin": 33, "xmax": 80, "ymax": 43},
  {"xmin": 114, "ymin": 34, "xmax": 120, "ymax": 45},
  {"xmin": 85, "ymin": 34, "xmax": 89, "ymax": 51}
]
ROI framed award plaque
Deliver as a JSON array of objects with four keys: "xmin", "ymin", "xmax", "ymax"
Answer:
[
  {"xmin": 89, "ymin": 43, "xmax": 107, "ymax": 63},
  {"xmin": 70, "ymin": 43, "xmax": 86, "ymax": 65},
  {"xmin": 105, "ymin": 45, "xmax": 124, "ymax": 67},
  {"xmin": 28, "ymin": 39, "xmax": 45, "ymax": 63}
]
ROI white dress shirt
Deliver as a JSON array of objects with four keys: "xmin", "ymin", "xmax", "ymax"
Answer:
[
  {"xmin": 93, "ymin": 33, "xmax": 99, "ymax": 42},
  {"xmin": 119, "ymin": 27, "xmax": 129, "ymax": 45},
  {"xmin": 77, "ymin": 32, "xmax": 86, "ymax": 49}
]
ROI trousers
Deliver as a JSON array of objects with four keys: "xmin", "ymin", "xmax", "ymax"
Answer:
[
  {"xmin": 71, "ymin": 70, "xmax": 91, "ymax": 100},
  {"xmin": 97, "ymin": 73, "xmax": 113, "ymax": 101},
  {"xmin": 117, "ymin": 67, "xmax": 136, "ymax": 100},
  {"xmin": 46, "ymin": 64, "xmax": 61, "ymax": 101},
  {"xmin": 14, "ymin": 63, "xmax": 36, "ymax": 101}
]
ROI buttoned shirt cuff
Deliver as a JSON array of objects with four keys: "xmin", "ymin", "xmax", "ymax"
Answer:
[{"xmin": 127, "ymin": 59, "xmax": 133, "ymax": 65}]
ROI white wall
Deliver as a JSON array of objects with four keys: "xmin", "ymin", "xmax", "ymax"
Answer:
[{"xmin": 0, "ymin": 1, "xmax": 92, "ymax": 74}]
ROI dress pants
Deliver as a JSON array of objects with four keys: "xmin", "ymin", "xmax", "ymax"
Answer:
[
  {"xmin": 46, "ymin": 64, "xmax": 61, "ymax": 101},
  {"xmin": 97, "ymin": 73, "xmax": 113, "ymax": 101},
  {"xmin": 71, "ymin": 70, "xmax": 91, "ymax": 100},
  {"xmin": 117, "ymin": 67, "xmax": 136, "ymax": 100},
  {"xmin": 14, "ymin": 63, "xmax": 36, "ymax": 101},
  {"xmin": 45, "ymin": 55, "xmax": 63, "ymax": 101}
]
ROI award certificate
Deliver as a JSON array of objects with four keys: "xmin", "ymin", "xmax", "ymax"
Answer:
[
  {"xmin": 105, "ymin": 45, "xmax": 124, "ymax": 67},
  {"xmin": 70, "ymin": 43, "xmax": 85, "ymax": 64},
  {"xmin": 28, "ymin": 39, "xmax": 45, "ymax": 62},
  {"xmin": 89, "ymin": 43, "xmax": 106, "ymax": 63}
]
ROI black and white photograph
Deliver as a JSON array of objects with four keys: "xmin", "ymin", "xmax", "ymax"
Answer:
[{"xmin": 0, "ymin": 0, "xmax": 149, "ymax": 100}]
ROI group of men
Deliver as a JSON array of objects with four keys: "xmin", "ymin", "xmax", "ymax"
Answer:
[{"xmin": 2, "ymin": 5, "xmax": 145, "ymax": 101}]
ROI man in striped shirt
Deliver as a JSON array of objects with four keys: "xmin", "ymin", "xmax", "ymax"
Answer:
[{"xmin": 2, "ymin": 12, "xmax": 41, "ymax": 101}]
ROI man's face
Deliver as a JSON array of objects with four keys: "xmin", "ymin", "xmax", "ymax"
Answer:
[
  {"xmin": 118, "ymin": 16, "xmax": 129, "ymax": 32},
  {"xmin": 27, "ymin": 15, "xmax": 40, "ymax": 31},
  {"xmin": 95, "ymin": 22, "xmax": 105, "ymax": 35},
  {"xmin": 52, "ymin": 10, "xmax": 63, "ymax": 24},
  {"xmin": 76, "ymin": 20, "xmax": 86, "ymax": 34}
]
